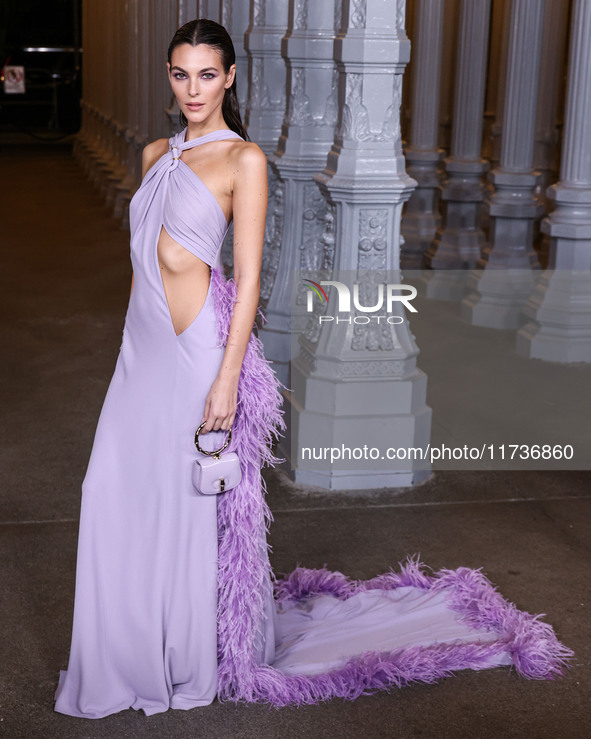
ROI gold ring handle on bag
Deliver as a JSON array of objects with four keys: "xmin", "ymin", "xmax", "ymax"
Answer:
[{"xmin": 194, "ymin": 422, "xmax": 232, "ymax": 460}]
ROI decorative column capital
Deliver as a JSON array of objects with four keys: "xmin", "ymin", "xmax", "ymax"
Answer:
[
  {"xmin": 244, "ymin": 0, "xmax": 289, "ymax": 154},
  {"xmin": 319, "ymin": 0, "xmax": 414, "ymax": 188},
  {"xmin": 273, "ymin": 0, "xmax": 339, "ymax": 165}
]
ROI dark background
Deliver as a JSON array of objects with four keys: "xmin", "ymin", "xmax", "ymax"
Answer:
[{"xmin": 0, "ymin": 0, "xmax": 82, "ymax": 135}]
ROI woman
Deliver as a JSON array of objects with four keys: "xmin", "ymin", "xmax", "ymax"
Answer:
[{"xmin": 54, "ymin": 19, "xmax": 572, "ymax": 719}]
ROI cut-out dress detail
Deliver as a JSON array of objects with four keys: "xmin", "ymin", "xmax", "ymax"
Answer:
[
  {"xmin": 156, "ymin": 223, "xmax": 213, "ymax": 337},
  {"xmin": 54, "ymin": 128, "xmax": 573, "ymax": 719}
]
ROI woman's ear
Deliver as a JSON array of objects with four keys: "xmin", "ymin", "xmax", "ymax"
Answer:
[
  {"xmin": 166, "ymin": 62, "xmax": 171, "ymax": 76},
  {"xmin": 225, "ymin": 64, "xmax": 236, "ymax": 89}
]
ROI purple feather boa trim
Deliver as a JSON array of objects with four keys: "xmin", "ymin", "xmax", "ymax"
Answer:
[
  {"xmin": 273, "ymin": 553, "xmax": 575, "ymax": 684},
  {"xmin": 210, "ymin": 268, "xmax": 574, "ymax": 707}
]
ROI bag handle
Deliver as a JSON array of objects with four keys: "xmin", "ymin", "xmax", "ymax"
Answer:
[{"xmin": 194, "ymin": 421, "xmax": 232, "ymax": 460}]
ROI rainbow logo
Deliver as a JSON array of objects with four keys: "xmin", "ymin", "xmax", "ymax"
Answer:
[{"xmin": 301, "ymin": 279, "xmax": 328, "ymax": 303}]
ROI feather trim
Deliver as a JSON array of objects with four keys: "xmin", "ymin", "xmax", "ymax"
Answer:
[{"xmin": 210, "ymin": 268, "xmax": 574, "ymax": 707}]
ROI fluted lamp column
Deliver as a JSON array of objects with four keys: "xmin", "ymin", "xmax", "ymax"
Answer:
[
  {"xmin": 244, "ymin": 0, "xmax": 290, "ymax": 297},
  {"xmin": 222, "ymin": 0, "xmax": 250, "ymax": 112},
  {"xmin": 462, "ymin": 0, "xmax": 547, "ymax": 330},
  {"xmin": 517, "ymin": 0, "xmax": 591, "ymax": 363},
  {"xmin": 259, "ymin": 0, "xmax": 340, "ymax": 386},
  {"xmin": 287, "ymin": 0, "xmax": 431, "ymax": 490},
  {"xmin": 533, "ymin": 0, "xmax": 569, "ymax": 201},
  {"xmin": 422, "ymin": 0, "xmax": 491, "ymax": 301},
  {"xmin": 400, "ymin": 0, "xmax": 445, "ymax": 269}
]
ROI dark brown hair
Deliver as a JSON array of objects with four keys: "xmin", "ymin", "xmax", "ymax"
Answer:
[{"xmin": 167, "ymin": 18, "xmax": 248, "ymax": 140}]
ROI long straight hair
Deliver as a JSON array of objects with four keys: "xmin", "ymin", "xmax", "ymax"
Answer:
[{"xmin": 167, "ymin": 18, "xmax": 248, "ymax": 141}]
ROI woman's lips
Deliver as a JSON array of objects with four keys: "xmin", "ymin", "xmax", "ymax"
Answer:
[{"xmin": 186, "ymin": 103, "xmax": 204, "ymax": 110}]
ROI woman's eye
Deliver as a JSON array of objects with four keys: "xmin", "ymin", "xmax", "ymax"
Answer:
[
  {"xmin": 202, "ymin": 73, "xmax": 215, "ymax": 80},
  {"xmin": 173, "ymin": 73, "xmax": 186, "ymax": 80}
]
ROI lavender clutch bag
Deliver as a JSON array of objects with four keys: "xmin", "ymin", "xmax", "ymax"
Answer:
[{"xmin": 193, "ymin": 422, "xmax": 242, "ymax": 495}]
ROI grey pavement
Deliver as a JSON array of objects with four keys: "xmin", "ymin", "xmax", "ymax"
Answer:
[{"xmin": 0, "ymin": 139, "xmax": 588, "ymax": 739}]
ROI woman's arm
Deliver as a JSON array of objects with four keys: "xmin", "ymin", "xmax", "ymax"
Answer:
[{"xmin": 201, "ymin": 143, "xmax": 268, "ymax": 432}]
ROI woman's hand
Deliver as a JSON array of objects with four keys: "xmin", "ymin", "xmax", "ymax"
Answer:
[{"xmin": 201, "ymin": 374, "xmax": 238, "ymax": 432}]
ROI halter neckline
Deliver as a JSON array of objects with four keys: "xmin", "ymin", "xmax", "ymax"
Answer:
[
  {"xmin": 167, "ymin": 127, "xmax": 243, "ymax": 170},
  {"xmin": 176, "ymin": 127, "xmax": 244, "ymax": 150}
]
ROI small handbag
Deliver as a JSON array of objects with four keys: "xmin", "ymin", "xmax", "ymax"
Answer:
[{"xmin": 192, "ymin": 421, "xmax": 242, "ymax": 495}]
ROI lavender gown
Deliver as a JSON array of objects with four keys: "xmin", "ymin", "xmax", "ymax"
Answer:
[{"xmin": 54, "ymin": 129, "xmax": 572, "ymax": 719}]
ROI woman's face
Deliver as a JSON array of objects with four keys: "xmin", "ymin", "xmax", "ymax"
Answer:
[{"xmin": 167, "ymin": 43, "xmax": 235, "ymax": 126}]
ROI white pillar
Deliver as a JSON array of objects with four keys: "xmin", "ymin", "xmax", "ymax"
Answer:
[
  {"xmin": 244, "ymin": 0, "xmax": 289, "ymax": 153},
  {"xmin": 401, "ymin": 0, "xmax": 445, "ymax": 268},
  {"xmin": 482, "ymin": 0, "xmax": 507, "ymax": 163},
  {"xmin": 259, "ymin": 0, "xmax": 340, "ymax": 385},
  {"xmin": 437, "ymin": 0, "xmax": 459, "ymax": 152},
  {"xmin": 489, "ymin": 0, "xmax": 512, "ymax": 166},
  {"xmin": 462, "ymin": 0, "xmax": 546, "ymax": 330},
  {"xmin": 533, "ymin": 0, "xmax": 569, "ymax": 200},
  {"xmin": 516, "ymin": 0, "xmax": 591, "ymax": 363},
  {"xmin": 530, "ymin": 0, "xmax": 569, "ymax": 268},
  {"xmin": 243, "ymin": 0, "xmax": 290, "ymax": 296},
  {"xmin": 423, "ymin": 0, "xmax": 491, "ymax": 301},
  {"xmin": 222, "ymin": 0, "xmax": 250, "ymax": 112},
  {"xmin": 288, "ymin": 0, "xmax": 431, "ymax": 490}
]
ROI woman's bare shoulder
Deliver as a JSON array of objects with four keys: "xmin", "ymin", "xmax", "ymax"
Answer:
[
  {"xmin": 142, "ymin": 138, "xmax": 169, "ymax": 177},
  {"xmin": 228, "ymin": 140, "xmax": 268, "ymax": 181},
  {"xmin": 232, "ymin": 140, "xmax": 266, "ymax": 164}
]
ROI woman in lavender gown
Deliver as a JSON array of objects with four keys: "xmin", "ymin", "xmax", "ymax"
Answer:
[{"xmin": 54, "ymin": 19, "xmax": 572, "ymax": 719}]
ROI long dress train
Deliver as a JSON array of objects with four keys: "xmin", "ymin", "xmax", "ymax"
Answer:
[{"xmin": 54, "ymin": 128, "xmax": 573, "ymax": 719}]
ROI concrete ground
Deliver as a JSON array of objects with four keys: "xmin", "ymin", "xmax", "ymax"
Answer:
[{"xmin": 0, "ymin": 139, "xmax": 589, "ymax": 739}]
